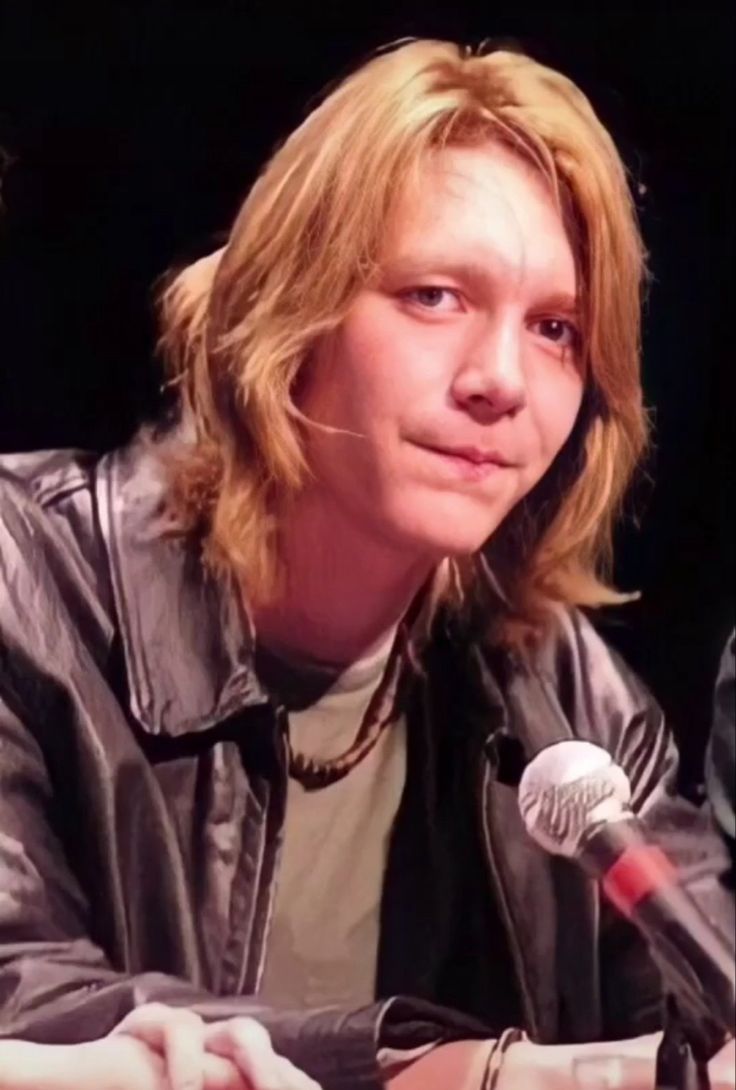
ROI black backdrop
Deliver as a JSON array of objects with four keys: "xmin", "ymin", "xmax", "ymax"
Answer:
[{"xmin": 0, "ymin": 2, "xmax": 733, "ymax": 791}]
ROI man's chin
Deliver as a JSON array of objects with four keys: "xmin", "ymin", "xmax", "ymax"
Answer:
[
  {"xmin": 389, "ymin": 517, "xmax": 505, "ymax": 561},
  {"xmin": 370, "ymin": 490, "xmax": 511, "ymax": 558}
]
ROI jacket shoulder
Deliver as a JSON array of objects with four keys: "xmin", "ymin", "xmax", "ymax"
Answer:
[
  {"xmin": 0, "ymin": 448, "xmax": 98, "ymax": 506},
  {"xmin": 0, "ymin": 448, "xmax": 115, "ymax": 640},
  {"xmin": 516, "ymin": 607, "xmax": 675, "ymax": 807},
  {"xmin": 529, "ymin": 606, "xmax": 655, "ymax": 713}
]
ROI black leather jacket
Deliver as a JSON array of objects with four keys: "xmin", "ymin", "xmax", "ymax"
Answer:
[
  {"xmin": 0, "ymin": 435, "xmax": 732, "ymax": 1090},
  {"xmin": 707, "ymin": 631, "xmax": 736, "ymax": 845}
]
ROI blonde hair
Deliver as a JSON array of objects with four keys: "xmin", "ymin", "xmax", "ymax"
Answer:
[{"xmin": 158, "ymin": 38, "xmax": 648, "ymax": 644}]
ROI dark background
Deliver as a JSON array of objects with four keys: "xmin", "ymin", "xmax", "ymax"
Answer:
[{"xmin": 0, "ymin": 2, "xmax": 733, "ymax": 791}]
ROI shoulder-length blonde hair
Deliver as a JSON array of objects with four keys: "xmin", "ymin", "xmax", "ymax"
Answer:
[{"xmin": 158, "ymin": 38, "xmax": 648, "ymax": 644}]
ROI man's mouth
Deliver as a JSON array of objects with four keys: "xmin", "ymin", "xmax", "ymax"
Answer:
[
  {"xmin": 424, "ymin": 444, "xmax": 512, "ymax": 467},
  {"xmin": 412, "ymin": 442, "xmax": 515, "ymax": 481}
]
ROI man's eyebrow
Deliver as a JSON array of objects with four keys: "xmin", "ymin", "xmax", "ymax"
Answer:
[
  {"xmin": 534, "ymin": 291, "xmax": 581, "ymax": 317},
  {"xmin": 381, "ymin": 257, "xmax": 496, "ymax": 283}
]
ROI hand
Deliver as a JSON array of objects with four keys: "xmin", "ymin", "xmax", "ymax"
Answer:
[
  {"xmin": 112, "ymin": 1003, "xmax": 322, "ymax": 1090},
  {"xmin": 0, "ymin": 1035, "xmax": 235, "ymax": 1090}
]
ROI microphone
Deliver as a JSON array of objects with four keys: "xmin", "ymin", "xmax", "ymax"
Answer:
[{"xmin": 518, "ymin": 740, "xmax": 736, "ymax": 1037}]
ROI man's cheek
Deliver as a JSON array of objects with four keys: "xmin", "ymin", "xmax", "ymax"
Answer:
[{"xmin": 535, "ymin": 407, "xmax": 576, "ymax": 462}]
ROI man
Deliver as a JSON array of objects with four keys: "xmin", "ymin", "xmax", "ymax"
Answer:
[{"xmin": 0, "ymin": 39, "xmax": 733, "ymax": 1090}]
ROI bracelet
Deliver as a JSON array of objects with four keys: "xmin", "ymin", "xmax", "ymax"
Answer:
[{"xmin": 481, "ymin": 1028, "xmax": 526, "ymax": 1090}]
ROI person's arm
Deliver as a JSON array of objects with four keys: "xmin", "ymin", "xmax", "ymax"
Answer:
[
  {"xmin": 0, "ymin": 1038, "xmax": 169, "ymax": 1090},
  {"xmin": 385, "ymin": 1035, "xmax": 736, "ymax": 1090},
  {"xmin": 7, "ymin": 1032, "xmax": 729, "ymax": 1090}
]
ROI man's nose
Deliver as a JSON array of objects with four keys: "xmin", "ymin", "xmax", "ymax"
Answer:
[{"xmin": 451, "ymin": 322, "xmax": 527, "ymax": 423}]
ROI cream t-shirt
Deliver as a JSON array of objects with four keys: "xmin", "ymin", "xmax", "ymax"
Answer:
[{"xmin": 258, "ymin": 633, "xmax": 406, "ymax": 1010}]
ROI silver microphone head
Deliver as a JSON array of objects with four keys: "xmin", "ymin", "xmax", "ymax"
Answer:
[{"xmin": 518, "ymin": 740, "xmax": 632, "ymax": 858}]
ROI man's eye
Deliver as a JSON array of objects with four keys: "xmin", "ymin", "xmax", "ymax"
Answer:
[
  {"xmin": 531, "ymin": 317, "xmax": 579, "ymax": 348},
  {"xmin": 403, "ymin": 287, "xmax": 461, "ymax": 311}
]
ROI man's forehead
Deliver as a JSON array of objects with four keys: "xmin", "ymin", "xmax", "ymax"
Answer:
[
  {"xmin": 393, "ymin": 140, "xmax": 554, "ymax": 211},
  {"xmin": 378, "ymin": 153, "xmax": 577, "ymax": 294}
]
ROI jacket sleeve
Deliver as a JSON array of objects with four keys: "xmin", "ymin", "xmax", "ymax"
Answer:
[
  {"xmin": 0, "ymin": 704, "xmax": 493, "ymax": 1090},
  {"xmin": 705, "ymin": 630, "xmax": 736, "ymax": 846},
  {"xmin": 567, "ymin": 614, "xmax": 735, "ymax": 1046},
  {"xmin": 0, "ymin": 476, "xmax": 486, "ymax": 1090}
]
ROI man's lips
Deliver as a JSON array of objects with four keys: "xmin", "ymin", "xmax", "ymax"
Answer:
[{"xmin": 413, "ymin": 442, "xmax": 514, "ymax": 468}]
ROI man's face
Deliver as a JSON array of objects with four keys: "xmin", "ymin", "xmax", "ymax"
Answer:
[{"xmin": 298, "ymin": 141, "xmax": 585, "ymax": 560}]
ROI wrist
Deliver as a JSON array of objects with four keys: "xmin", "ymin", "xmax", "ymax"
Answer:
[
  {"xmin": 498, "ymin": 1035, "xmax": 664, "ymax": 1090},
  {"xmin": 496, "ymin": 1040, "xmax": 571, "ymax": 1090},
  {"xmin": 0, "ymin": 1041, "xmax": 106, "ymax": 1090},
  {"xmin": 481, "ymin": 1029, "xmax": 527, "ymax": 1090}
]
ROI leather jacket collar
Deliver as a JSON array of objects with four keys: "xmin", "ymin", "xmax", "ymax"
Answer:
[{"xmin": 97, "ymin": 436, "xmax": 270, "ymax": 735}]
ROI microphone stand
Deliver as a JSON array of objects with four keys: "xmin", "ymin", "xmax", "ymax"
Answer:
[{"xmin": 655, "ymin": 998, "xmax": 712, "ymax": 1090}]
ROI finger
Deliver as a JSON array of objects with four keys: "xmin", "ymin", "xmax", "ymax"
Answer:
[
  {"xmin": 203, "ymin": 1051, "xmax": 254, "ymax": 1090},
  {"xmin": 206, "ymin": 1020, "xmax": 322, "ymax": 1090},
  {"xmin": 111, "ymin": 1004, "xmax": 206, "ymax": 1090},
  {"xmin": 274, "ymin": 1055, "xmax": 324, "ymax": 1090},
  {"xmin": 111, "ymin": 1001, "xmax": 174, "ymax": 1045},
  {"xmin": 205, "ymin": 1019, "xmax": 287, "ymax": 1088},
  {"xmin": 160, "ymin": 1012, "xmax": 207, "ymax": 1090}
]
